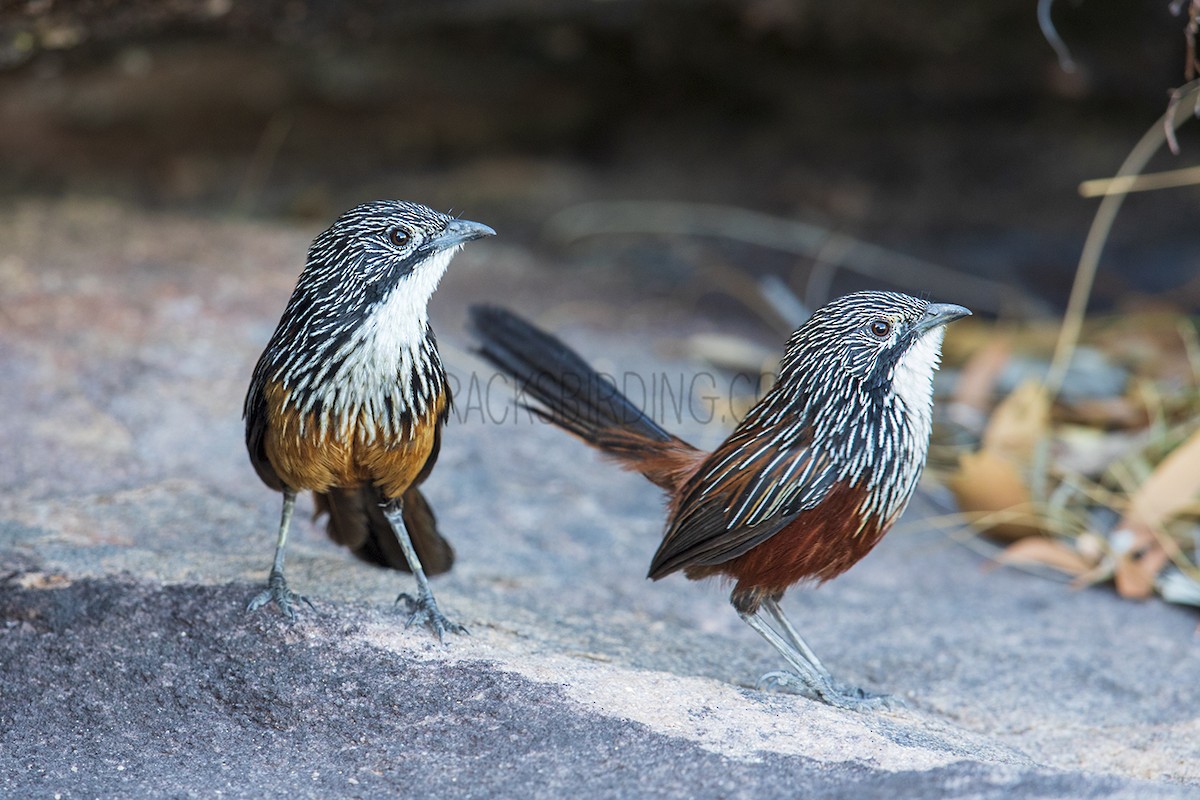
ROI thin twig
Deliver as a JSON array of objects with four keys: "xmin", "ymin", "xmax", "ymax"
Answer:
[
  {"xmin": 1038, "ymin": 0, "xmax": 1077, "ymax": 73},
  {"xmin": 1044, "ymin": 81, "xmax": 1200, "ymax": 399},
  {"xmin": 1178, "ymin": 317, "xmax": 1200, "ymax": 385},
  {"xmin": 1077, "ymin": 164, "xmax": 1200, "ymax": 197},
  {"xmin": 545, "ymin": 201, "xmax": 1029, "ymax": 315},
  {"xmin": 757, "ymin": 274, "xmax": 811, "ymax": 329},
  {"xmin": 1165, "ymin": 80, "xmax": 1200, "ymax": 155},
  {"xmin": 804, "ymin": 232, "xmax": 852, "ymax": 311},
  {"xmin": 234, "ymin": 110, "xmax": 295, "ymax": 214}
]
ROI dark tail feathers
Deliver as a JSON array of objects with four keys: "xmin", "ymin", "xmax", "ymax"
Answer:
[
  {"xmin": 468, "ymin": 305, "xmax": 700, "ymax": 490},
  {"xmin": 315, "ymin": 485, "xmax": 454, "ymax": 575}
]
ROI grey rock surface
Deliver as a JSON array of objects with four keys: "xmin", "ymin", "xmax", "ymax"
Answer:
[{"xmin": 2, "ymin": 200, "xmax": 1197, "ymax": 798}]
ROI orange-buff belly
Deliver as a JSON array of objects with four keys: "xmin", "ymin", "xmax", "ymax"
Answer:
[{"xmin": 262, "ymin": 381, "xmax": 446, "ymax": 499}]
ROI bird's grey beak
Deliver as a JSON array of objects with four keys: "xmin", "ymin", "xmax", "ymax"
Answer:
[
  {"xmin": 913, "ymin": 302, "xmax": 971, "ymax": 335},
  {"xmin": 431, "ymin": 218, "xmax": 496, "ymax": 250}
]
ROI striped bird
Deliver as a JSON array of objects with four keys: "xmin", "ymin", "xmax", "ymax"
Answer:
[
  {"xmin": 470, "ymin": 292, "xmax": 969, "ymax": 708},
  {"xmin": 244, "ymin": 200, "xmax": 494, "ymax": 638}
]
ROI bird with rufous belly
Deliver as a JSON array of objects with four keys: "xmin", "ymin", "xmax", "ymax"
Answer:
[
  {"xmin": 470, "ymin": 292, "xmax": 969, "ymax": 708},
  {"xmin": 244, "ymin": 200, "xmax": 494, "ymax": 638}
]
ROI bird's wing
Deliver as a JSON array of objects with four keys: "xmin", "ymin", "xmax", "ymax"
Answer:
[
  {"xmin": 647, "ymin": 422, "xmax": 836, "ymax": 579},
  {"xmin": 243, "ymin": 372, "xmax": 285, "ymax": 492}
]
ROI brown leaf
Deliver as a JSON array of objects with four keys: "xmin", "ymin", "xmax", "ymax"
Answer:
[
  {"xmin": 1121, "ymin": 427, "xmax": 1200, "ymax": 531},
  {"xmin": 952, "ymin": 336, "xmax": 1012, "ymax": 413},
  {"xmin": 947, "ymin": 450, "xmax": 1042, "ymax": 540},
  {"xmin": 982, "ymin": 381, "xmax": 1050, "ymax": 463},
  {"xmin": 1113, "ymin": 534, "xmax": 1171, "ymax": 600},
  {"xmin": 1058, "ymin": 396, "xmax": 1150, "ymax": 430},
  {"xmin": 1091, "ymin": 309, "xmax": 1198, "ymax": 383},
  {"xmin": 998, "ymin": 537, "xmax": 1095, "ymax": 577}
]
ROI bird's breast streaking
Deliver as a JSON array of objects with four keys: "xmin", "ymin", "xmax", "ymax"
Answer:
[
  {"xmin": 269, "ymin": 243, "xmax": 461, "ymax": 443},
  {"xmin": 286, "ymin": 324, "xmax": 447, "ymax": 443}
]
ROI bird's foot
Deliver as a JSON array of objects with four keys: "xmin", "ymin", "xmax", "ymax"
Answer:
[
  {"xmin": 246, "ymin": 568, "xmax": 315, "ymax": 621},
  {"xmin": 829, "ymin": 679, "xmax": 904, "ymax": 709},
  {"xmin": 395, "ymin": 589, "xmax": 468, "ymax": 641},
  {"xmin": 757, "ymin": 670, "xmax": 902, "ymax": 712}
]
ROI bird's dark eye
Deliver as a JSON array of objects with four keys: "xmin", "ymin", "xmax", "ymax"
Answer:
[
  {"xmin": 387, "ymin": 227, "xmax": 411, "ymax": 248},
  {"xmin": 869, "ymin": 319, "xmax": 892, "ymax": 338}
]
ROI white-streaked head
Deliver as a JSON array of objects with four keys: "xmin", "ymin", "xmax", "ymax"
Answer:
[
  {"xmin": 304, "ymin": 200, "xmax": 495, "ymax": 323},
  {"xmin": 769, "ymin": 290, "xmax": 971, "ymax": 521},
  {"xmin": 781, "ymin": 291, "xmax": 970, "ymax": 409},
  {"xmin": 262, "ymin": 201, "xmax": 495, "ymax": 432},
  {"xmin": 285, "ymin": 200, "xmax": 495, "ymax": 351}
]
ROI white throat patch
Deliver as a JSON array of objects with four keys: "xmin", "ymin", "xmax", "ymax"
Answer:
[
  {"xmin": 361, "ymin": 244, "xmax": 457, "ymax": 361},
  {"xmin": 302, "ymin": 244, "xmax": 458, "ymax": 439},
  {"xmin": 891, "ymin": 326, "xmax": 944, "ymax": 437}
]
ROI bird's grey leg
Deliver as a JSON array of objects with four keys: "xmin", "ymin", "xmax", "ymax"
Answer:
[
  {"xmin": 759, "ymin": 597, "xmax": 899, "ymax": 707},
  {"xmin": 762, "ymin": 596, "xmax": 832, "ymax": 680},
  {"xmin": 384, "ymin": 501, "xmax": 467, "ymax": 641},
  {"xmin": 247, "ymin": 489, "xmax": 315, "ymax": 620},
  {"xmin": 740, "ymin": 609, "xmax": 897, "ymax": 711},
  {"xmin": 740, "ymin": 611, "xmax": 831, "ymax": 697}
]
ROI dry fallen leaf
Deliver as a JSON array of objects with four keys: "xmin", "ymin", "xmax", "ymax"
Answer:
[
  {"xmin": 952, "ymin": 336, "xmax": 1012, "ymax": 414},
  {"xmin": 1112, "ymin": 531, "xmax": 1171, "ymax": 600},
  {"xmin": 1121, "ymin": 426, "xmax": 1200, "ymax": 531},
  {"xmin": 982, "ymin": 380, "xmax": 1051, "ymax": 461},
  {"xmin": 949, "ymin": 381, "xmax": 1052, "ymax": 540},
  {"xmin": 943, "ymin": 307, "xmax": 1200, "ymax": 606},
  {"xmin": 997, "ymin": 537, "xmax": 1096, "ymax": 577},
  {"xmin": 947, "ymin": 450, "xmax": 1042, "ymax": 540},
  {"xmin": 1058, "ymin": 395, "xmax": 1149, "ymax": 430},
  {"xmin": 1091, "ymin": 310, "xmax": 1200, "ymax": 383}
]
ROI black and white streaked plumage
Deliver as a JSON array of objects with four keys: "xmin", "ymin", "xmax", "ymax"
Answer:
[
  {"xmin": 244, "ymin": 200, "xmax": 494, "ymax": 638},
  {"xmin": 653, "ymin": 291, "xmax": 953, "ymax": 578},
  {"xmin": 469, "ymin": 291, "xmax": 969, "ymax": 709}
]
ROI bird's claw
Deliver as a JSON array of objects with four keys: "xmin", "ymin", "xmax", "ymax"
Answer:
[
  {"xmin": 831, "ymin": 680, "xmax": 903, "ymax": 708},
  {"xmin": 757, "ymin": 670, "xmax": 902, "ymax": 711},
  {"xmin": 246, "ymin": 568, "xmax": 315, "ymax": 621},
  {"xmin": 395, "ymin": 591, "xmax": 468, "ymax": 641}
]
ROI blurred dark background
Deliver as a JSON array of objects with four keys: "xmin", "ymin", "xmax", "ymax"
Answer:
[{"xmin": 0, "ymin": 0, "xmax": 1195, "ymax": 313}]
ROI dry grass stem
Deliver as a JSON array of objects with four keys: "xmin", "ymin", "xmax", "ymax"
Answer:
[
  {"xmin": 1077, "ymin": 164, "xmax": 1200, "ymax": 197},
  {"xmin": 1045, "ymin": 82, "xmax": 1200, "ymax": 401},
  {"xmin": 545, "ymin": 201, "xmax": 1025, "ymax": 314}
]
